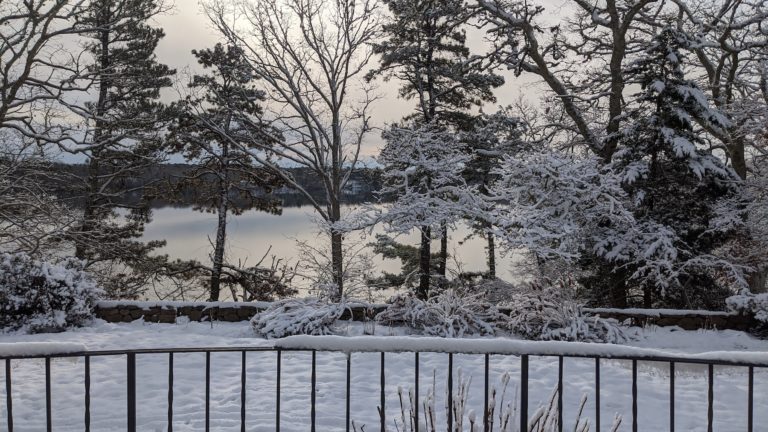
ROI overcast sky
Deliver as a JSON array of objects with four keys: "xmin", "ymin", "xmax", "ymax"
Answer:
[{"xmin": 152, "ymin": 1, "xmax": 540, "ymax": 160}]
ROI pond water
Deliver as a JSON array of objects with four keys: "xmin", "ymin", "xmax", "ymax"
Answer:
[{"xmin": 142, "ymin": 205, "xmax": 525, "ymax": 298}]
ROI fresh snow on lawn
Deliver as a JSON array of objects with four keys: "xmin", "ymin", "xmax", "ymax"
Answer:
[{"xmin": 1, "ymin": 319, "xmax": 767, "ymax": 431}]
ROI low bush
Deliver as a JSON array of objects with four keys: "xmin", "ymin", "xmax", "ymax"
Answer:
[
  {"xmin": 726, "ymin": 292, "xmax": 768, "ymax": 324},
  {"xmin": 0, "ymin": 252, "xmax": 101, "ymax": 333},
  {"xmin": 377, "ymin": 288, "xmax": 500, "ymax": 337},
  {"xmin": 501, "ymin": 278, "xmax": 626, "ymax": 344},
  {"xmin": 251, "ymin": 297, "xmax": 347, "ymax": 338}
]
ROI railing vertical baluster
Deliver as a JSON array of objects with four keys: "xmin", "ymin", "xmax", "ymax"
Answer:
[
  {"xmin": 3, "ymin": 346, "xmax": 764, "ymax": 432},
  {"xmin": 380, "ymin": 352, "xmax": 386, "ymax": 431},
  {"xmin": 707, "ymin": 364, "xmax": 714, "ymax": 432},
  {"xmin": 45, "ymin": 357, "xmax": 52, "ymax": 432},
  {"xmin": 414, "ymin": 352, "xmax": 419, "ymax": 432},
  {"xmin": 127, "ymin": 353, "xmax": 136, "ymax": 432},
  {"xmin": 520, "ymin": 355, "xmax": 529, "ymax": 432},
  {"xmin": 670, "ymin": 362, "xmax": 675, "ymax": 432},
  {"xmin": 311, "ymin": 350, "xmax": 317, "ymax": 432},
  {"xmin": 748, "ymin": 366, "xmax": 753, "ymax": 432},
  {"xmin": 168, "ymin": 353, "xmax": 174, "ymax": 432},
  {"xmin": 241, "ymin": 351, "xmax": 246, "ymax": 432},
  {"xmin": 6, "ymin": 358, "xmax": 13, "ymax": 432},
  {"xmin": 448, "ymin": 353, "xmax": 453, "ymax": 432},
  {"xmin": 345, "ymin": 353, "xmax": 351, "ymax": 432},
  {"xmin": 558, "ymin": 356, "xmax": 563, "ymax": 432},
  {"xmin": 484, "ymin": 353, "xmax": 489, "ymax": 432},
  {"xmin": 631, "ymin": 360, "xmax": 637, "ymax": 432},
  {"xmin": 205, "ymin": 351, "xmax": 210, "ymax": 432},
  {"xmin": 595, "ymin": 358, "xmax": 600, "ymax": 432},
  {"xmin": 277, "ymin": 350, "xmax": 282, "ymax": 432},
  {"xmin": 84, "ymin": 355, "xmax": 90, "ymax": 432}
]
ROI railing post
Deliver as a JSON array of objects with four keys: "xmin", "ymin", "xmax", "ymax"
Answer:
[
  {"xmin": 670, "ymin": 362, "xmax": 675, "ymax": 432},
  {"xmin": 520, "ymin": 355, "xmax": 529, "ymax": 432},
  {"xmin": 380, "ymin": 352, "xmax": 386, "ymax": 431},
  {"xmin": 5, "ymin": 358, "xmax": 13, "ymax": 432},
  {"xmin": 45, "ymin": 357, "xmax": 51, "ymax": 432},
  {"xmin": 127, "ymin": 353, "xmax": 136, "ymax": 432},
  {"xmin": 414, "ymin": 352, "xmax": 419, "ymax": 432},
  {"xmin": 311, "ymin": 350, "xmax": 316, "ymax": 432},
  {"xmin": 168, "ymin": 353, "xmax": 174, "ymax": 431},
  {"xmin": 241, "ymin": 351, "xmax": 246, "ymax": 432},
  {"xmin": 205, "ymin": 351, "xmax": 210, "ymax": 432},
  {"xmin": 277, "ymin": 350, "xmax": 282, "ymax": 432},
  {"xmin": 557, "ymin": 356, "xmax": 563, "ymax": 432},
  {"xmin": 85, "ymin": 355, "xmax": 90, "ymax": 432},
  {"xmin": 484, "ymin": 354, "xmax": 489, "ymax": 432},
  {"xmin": 748, "ymin": 366, "xmax": 754, "ymax": 432},
  {"xmin": 707, "ymin": 364, "xmax": 713, "ymax": 432},
  {"xmin": 447, "ymin": 353, "xmax": 453, "ymax": 432},
  {"xmin": 345, "ymin": 352, "xmax": 351, "ymax": 432},
  {"xmin": 632, "ymin": 360, "xmax": 637, "ymax": 432},
  {"xmin": 595, "ymin": 357, "xmax": 600, "ymax": 432}
]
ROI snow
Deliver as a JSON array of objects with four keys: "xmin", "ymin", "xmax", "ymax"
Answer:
[
  {"xmin": 1, "ymin": 321, "xmax": 768, "ymax": 431},
  {"xmin": 585, "ymin": 308, "xmax": 733, "ymax": 317},
  {"xmin": 0, "ymin": 342, "xmax": 86, "ymax": 358},
  {"xmin": 274, "ymin": 335, "xmax": 768, "ymax": 365},
  {"xmin": 96, "ymin": 300, "xmax": 273, "ymax": 310}
]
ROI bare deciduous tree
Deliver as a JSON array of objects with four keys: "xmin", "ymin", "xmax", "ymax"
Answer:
[
  {"xmin": 670, "ymin": 0, "xmax": 768, "ymax": 180},
  {"xmin": 205, "ymin": 0, "xmax": 380, "ymax": 300},
  {"xmin": 478, "ymin": 0, "xmax": 659, "ymax": 159}
]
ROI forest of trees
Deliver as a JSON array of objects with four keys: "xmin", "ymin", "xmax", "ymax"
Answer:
[{"xmin": 1, "ymin": 0, "xmax": 766, "ymax": 309}]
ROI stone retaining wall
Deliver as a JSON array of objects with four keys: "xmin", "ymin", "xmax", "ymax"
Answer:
[
  {"xmin": 94, "ymin": 301, "xmax": 386, "ymax": 323},
  {"xmin": 583, "ymin": 308, "xmax": 756, "ymax": 331},
  {"xmin": 95, "ymin": 301, "xmax": 758, "ymax": 331}
]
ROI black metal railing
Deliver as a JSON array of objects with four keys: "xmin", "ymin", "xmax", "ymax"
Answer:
[{"xmin": 1, "ymin": 344, "xmax": 765, "ymax": 432}]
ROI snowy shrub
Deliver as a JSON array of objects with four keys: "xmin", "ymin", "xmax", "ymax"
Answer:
[
  {"xmin": 501, "ymin": 278, "xmax": 626, "ymax": 344},
  {"xmin": 726, "ymin": 292, "xmax": 768, "ymax": 323},
  {"xmin": 377, "ymin": 288, "xmax": 500, "ymax": 337},
  {"xmin": 251, "ymin": 297, "xmax": 348, "ymax": 338},
  {"xmin": 0, "ymin": 252, "xmax": 101, "ymax": 333}
]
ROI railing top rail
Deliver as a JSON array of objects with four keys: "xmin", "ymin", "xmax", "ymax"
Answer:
[{"xmin": 2, "ymin": 336, "xmax": 767, "ymax": 367}]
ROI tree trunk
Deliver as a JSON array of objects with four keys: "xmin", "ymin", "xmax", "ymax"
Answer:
[
  {"xmin": 611, "ymin": 282, "xmax": 628, "ymax": 308},
  {"xmin": 418, "ymin": 226, "xmax": 431, "ymax": 300},
  {"xmin": 76, "ymin": 155, "xmax": 101, "ymax": 260},
  {"xmin": 331, "ymin": 229, "xmax": 344, "ymax": 300},
  {"xmin": 643, "ymin": 286, "xmax": 652, "ymax": 308},
  {"xmin": 438, "ymin": 222, "xmax": 448, "ymax": 277},
  {"xmin": 748, "ymin": 266, "xmax": 768, "ymax": 294},
  {"xmin": 209, "ymin": 142, "xmax": 230, "ymax": 302},
  {"xmin": 329, "ymin": 173, "xmax": 344, "ymax": 300},
  {"xmin": 729, "ymin": 139, "xmax": 748, "ymax": 180},
  {"xmin": 486, "ymin": 230, "xmax": 496, "ymax": 279},
  {"xmin": 76, "ymin": 4, "xmax": 111, "ymax": 260}
]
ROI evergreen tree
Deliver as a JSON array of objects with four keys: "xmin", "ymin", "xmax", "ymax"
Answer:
[
  {"xmin": 172, "ymin": 43, "xmax": 283, "ymax": 301},
  {"xmin": 460, "ymin": 110, "xmax": 526, "ymax": 279},
  {"xmin": 590, "ymin": 27, "xmax": 746, "ymax": 308},
  {"xmin": 69, "ymin": 0, "xmax": 175, "ymax": 298},
  {"xmin": 376, "ymin": 123, "xmax": 478, "ymax": 299},
  {"xmin": 370, "ymin": 0, "xmax": 503, "ymax": 296}
]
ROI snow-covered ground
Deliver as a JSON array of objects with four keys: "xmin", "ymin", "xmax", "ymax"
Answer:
[{"xmin": 1, "ymin": 319, "xmax": 767, "ymax": 431}]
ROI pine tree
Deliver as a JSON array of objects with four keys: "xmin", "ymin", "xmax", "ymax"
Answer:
[
  {"xmin": 370, "ymin": 0, "xmax": 503, "ymax": 296},
  {"xmin": 377, "ymin": 123, "xmax": 477, "ymax": 299},
  {"xmin": 172, "ymin": 43, "xmax": 283, "ymax": 301},
  {"xmin": 593, "ymin": 27, "xmax": 746, "ymax": 308},
  {"xmin": 460, "ymin": 110, "xmax": 526, "ymax": 279},
  {"xmin": 69, "ymin": 0, "xmax": 175, "ymax": 298}
]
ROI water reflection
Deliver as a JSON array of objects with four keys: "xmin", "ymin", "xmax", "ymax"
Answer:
[{"xmin": 142, "ymin": 205, "xmax": 524, "ymax": 297}]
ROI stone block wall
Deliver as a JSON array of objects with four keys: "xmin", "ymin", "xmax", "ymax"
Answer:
[
  {"xmin": 94, "ymin": 301, "xmax": 386, "ymax": 323},
  {"xmin": 94, "ymin": 301, "xmax": 758, "ymax": 331}
]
